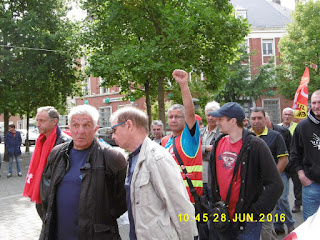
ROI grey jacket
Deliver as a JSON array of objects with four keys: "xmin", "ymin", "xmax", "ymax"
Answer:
[{"xmin": 131, "ymin": 137, "xmax": 198, "ymax": 240}]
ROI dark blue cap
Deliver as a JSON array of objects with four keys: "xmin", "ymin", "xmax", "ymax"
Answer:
[{"xmin": 209, "ymin": 102, "xmax": 245, "ymax": 121}]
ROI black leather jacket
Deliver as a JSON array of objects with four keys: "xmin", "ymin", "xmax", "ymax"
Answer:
[{"xmin": 39, "ymin": 138, "xmax": 127, "ymax": 240}]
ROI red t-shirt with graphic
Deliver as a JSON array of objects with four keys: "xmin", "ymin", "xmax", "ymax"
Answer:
[{"xmin": 216, "ymin": 135, "xmax": 242, "ymax": 220}]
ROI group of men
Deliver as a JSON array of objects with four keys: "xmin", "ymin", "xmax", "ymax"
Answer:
[{"xmin": 3, "ymin": 68, "xmax": 316, "ymax": 240}]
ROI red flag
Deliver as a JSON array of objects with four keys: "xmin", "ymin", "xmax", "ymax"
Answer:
[{"xmin": 292, "ymin": 67, "xmax": 309, "ymax": 119}]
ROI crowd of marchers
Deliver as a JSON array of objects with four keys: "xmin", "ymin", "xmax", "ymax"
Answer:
[{"xmin": 1, "ymin": 69, "xmax": 319, "ymax": 240}]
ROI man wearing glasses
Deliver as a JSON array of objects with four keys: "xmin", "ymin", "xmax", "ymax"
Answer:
[
  {"xmin": 279, "ymin": 107, "xmax": 301, "ymax": 213},
  {"xmin": 161, "ymin": 69, "xmax": 203, "ymax": 204},
  {"xmin": 279, "ymin": 108, "xmax": 298, "ymax": 135},
  {"xmin": 161, "ymin": 70, "xmax": 204, "ymax": 239},
  {"xmin": 110, "ymin": 106, "xmax": 197, "ymax": 240}
]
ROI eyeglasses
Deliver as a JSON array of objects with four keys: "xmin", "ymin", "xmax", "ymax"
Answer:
[
  {"xmin": 168, "ymin": 115, "xmax": 185, "ymax": 120},
  {"xmin": 110, "ymin": 121, "xmax": 126, "ymax": 134}
]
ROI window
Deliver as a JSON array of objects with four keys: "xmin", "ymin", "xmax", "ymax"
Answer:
[
  {"xmin": 262, "ymin": 39, "xmax": 274, "ymax": 56},
  {"xmin": 99, "ymin": 78, "xmax": 109, "ymax": 94},
  {"xmin": 81, "ymin": 56, "xmax": 88, "ymax": 69},
  {"xmin": 99, "ymin": 106, "xmax": 112, "ymax": 127},
  {"xmin": 17, "ymin": 121, "xmax": 23, "ymax": 129},
  {"xmin": 235, "ymin": 7, "xmax": 247, "ymax": 19},
  {"xmin": 100, "ymin": 86, "xmax": 109, "ymax": 94},
  {"xmin": 262, "ymin": 98, "xmax": 281, "ymax": 124},
  {"xmin": 82, "ymin": 77, "xmax": 91, "ymax": 95}
]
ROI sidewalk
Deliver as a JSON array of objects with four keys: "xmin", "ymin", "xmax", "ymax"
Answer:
[{"xmin": 0, "ymin": 152, "xmax": 42, "ymax": 240}]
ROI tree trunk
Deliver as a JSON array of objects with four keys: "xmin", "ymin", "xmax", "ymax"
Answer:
[
  {"xmin": 3, "ymin": 109, "xmax": 9, "ymax": 162},
  {"xmin": 25, "ymin": 111, "xmax": 30, "ymax": 153},
  {"xmin": 144, "ymin": 79, "xmax": 152, "ymax": 133},
  {"xmin": 157, "ymin": 76, "xmax": 166, "ymax": 133}
]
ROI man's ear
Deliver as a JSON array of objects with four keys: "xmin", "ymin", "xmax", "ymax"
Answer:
[
  {"xmin": 126, "ymin": 120, "xmax": 134, "ymax": 132},
  {"xmin": 53, "ymin": 118, "xmax": 59, "ymax": 125},
  {"xmin": 94, "ymin": 125, "xmax": 99, "ymax": 133}
]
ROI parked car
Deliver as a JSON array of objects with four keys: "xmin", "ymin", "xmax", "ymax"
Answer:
[
  {"xmin": 19, "ymin": 129, "xmax": 40, "ymax": 146},
  {"xmin": 97, "ymin": 127, "xmax": 117, "ymax": 146},
  {"xmin": 59, "ymin": 125, "xmax": 72, "ymax": 137}
]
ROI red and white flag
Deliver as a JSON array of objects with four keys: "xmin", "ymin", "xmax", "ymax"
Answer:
[{"xmin": 292, "ymin": 67, "xmax": 309, "ymax": 119}]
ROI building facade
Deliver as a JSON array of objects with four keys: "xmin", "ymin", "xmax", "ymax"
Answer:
[{"xmin": 232, "ymin": 0, "xmax": 295, "ymax": 123}]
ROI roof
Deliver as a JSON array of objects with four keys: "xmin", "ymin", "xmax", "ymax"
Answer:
[{"xmin": 231, "ymin": 0, "xmax": 292, "ymax": 28}]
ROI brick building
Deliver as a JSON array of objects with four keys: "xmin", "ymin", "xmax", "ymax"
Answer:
[{"xmin": 232, "ymin": 0, "xmax": 295, "ymax": 123}]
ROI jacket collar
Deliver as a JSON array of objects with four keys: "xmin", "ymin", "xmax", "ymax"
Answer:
[
  {"xmin": 308, "ymin": 110, "xmax": 320, "ymax": 125},
  {"xmin": 250, "ymin": 126, "xmax": 268, "ymax": 136}
]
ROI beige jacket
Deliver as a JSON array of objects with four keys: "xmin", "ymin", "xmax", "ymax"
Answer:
[{"xmin": 131, "ymin": 137, "xmax": 198, "ymax": 240}]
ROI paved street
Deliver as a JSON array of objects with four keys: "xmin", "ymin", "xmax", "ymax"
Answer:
[{"xmin": 0, "ymin": 143, "xmax": 303, "ymax": 240}]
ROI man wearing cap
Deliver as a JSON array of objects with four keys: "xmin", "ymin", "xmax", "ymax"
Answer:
[{"xmin": 209, "ymin": 102, "xmax": 283, "ymax": 239}]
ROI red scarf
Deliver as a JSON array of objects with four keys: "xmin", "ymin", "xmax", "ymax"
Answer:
[{"xmin": 23, "ymin": 126, "xmax": 57, "ymax": 203}]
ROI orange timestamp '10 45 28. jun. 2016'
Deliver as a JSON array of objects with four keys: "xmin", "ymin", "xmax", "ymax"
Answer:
[{"xmin": 178, "ymin": 213, "xmax": 286, "ymax": 223}]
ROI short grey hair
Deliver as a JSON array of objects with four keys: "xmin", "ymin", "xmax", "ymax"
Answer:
[
  {"xmin": 110, "ymin": 106, "xmax": 148, "ymax": 133},
  {"xmin": 205, "ymin": 101, "xmax": 220, "ymax": 114},
  {"xmin": 151, "ymin": 120, "xmax": 164, "ymax": 127},
  {"xmin": 167, "ymin": 104, "xmax": 185, "ymax": 116},
  {"xmin": 37, "ymin": 106, "xmax": 59, "ymax": 122},
  {"xmin": 68, "ymin": 105, "xmax": 100, "ymax": 128},
  {"xmin": 282, "ymin": 107, "xmax": 294, "ymax": 115}
]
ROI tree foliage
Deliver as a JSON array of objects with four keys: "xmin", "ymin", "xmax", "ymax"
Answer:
[
  {"xmin": 277, "ymin": 0, "xmax": 320, "ymax": 99},
  {"xmin": 82, "ymin": 0, "xmax": 249, "ymax": 127},
  {"xmin": 0, "ymin": 0, "xmax": 83, "ymax": 118},
  {"xmin": 214, "ymin": 48, "xmax": 276, "ymax": 104},
  {"xmin": 169, "ymin": 47, "xmax": 275, "ymax": 117}
]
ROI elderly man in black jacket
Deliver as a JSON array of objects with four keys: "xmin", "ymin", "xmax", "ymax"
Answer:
[{"xmin": 39, "ymin": 105, "xmax": 127, "ymax": 240}]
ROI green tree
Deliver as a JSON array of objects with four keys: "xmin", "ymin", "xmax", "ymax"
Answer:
[
  {"xmin": 215, "ymin": 49, "xmax": 276, "ymax": 104},
  {"xmin": 82, "ymin": 0, "xmax": 249, "ymax": 129},
  {"xmin": 277, "ymin": 0, "xmax": 320, "ymax": 99},
  {"xmin": 0, "ymin": 0, "xmax": 82, "ymax": 152}
]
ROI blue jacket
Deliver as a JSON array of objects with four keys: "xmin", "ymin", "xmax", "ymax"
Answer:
[{"xmin": 5, "ymin": 130, "xmax": 22, "ymax": 156}]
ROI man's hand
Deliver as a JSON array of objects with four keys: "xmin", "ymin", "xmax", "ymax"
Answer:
[
  {"xmin": 298, "ymin": 170, "xmax": 314, "ymax": 186},
  {"xmin": 205, "ymin": 145, "xmax": 213, "ymax": 152},
  {"xmin": 172, "ymin": 69, "xmax": 188, "ymax": 85}
]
